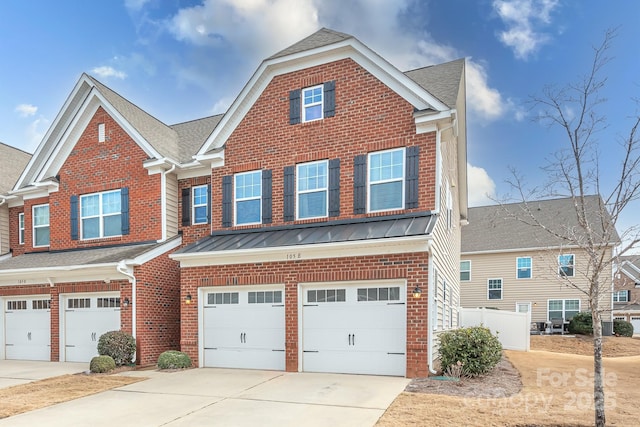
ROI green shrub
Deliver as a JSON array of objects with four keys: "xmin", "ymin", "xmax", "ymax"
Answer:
[
  {"xmin": 438, "ymin": 326, "xmax": 502, "ymax": 377},
  {"xmin": 97, "ymin": 330, "xmax": 136, "ymax": 366},
  {"xmin": 614, "ymin": 319, "xmax": 634, "ymax": 337},
  {"xmin": 157, "ymin": 350, "xmax": 192, "ymax": 369},
  {"xmin": 568, "ymin": 311, "xmax": 593, "ymax": 335},
  {"xmin": 90, "ymin": 355, "xmax": 116, "ymax": 373}
]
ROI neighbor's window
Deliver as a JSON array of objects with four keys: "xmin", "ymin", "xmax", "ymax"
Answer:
[
  {"xmin": 81, "ymin": 189, "xmax": 122, "ymax": 239},
  {"xmin": 235, "ymin": 171, "xmax": 262, "ymax": 225},
  {"xmin": 559, "ymin": 254, "xmax": 575, "ymax": 277},
  {"xmin": 192, "ymin": 185, "xmax": 209, "ymax": 225},
  {"xmin": 297, "ymin": 160, "xmax": 328, "ymax": 219},
  {"xmin": 613, "ymin": 290, "xmax": 629, "ymax": 302},
  {"xmin": 548, "ymin": 299, "xmax": 580, "ymax": 321},
  {"xmin": 32, "ymin": 204, "xmax": 50, "ymax": 247},
  {"xmin": 487, "ymin": 278, "xmax": 502, "ymax": 300},
  {"xmin": 460, "ymin": 260, "xmax": 471, "ymax": 281},
  {"xmin": 302, "ymin": 85, "xmax": 323, "ymax": 122},
  {"xmin": 18, "ymin": 212, "xmax": 25, "ymax": 244},
  {"xmin": 368, "ymin": 148, "xmax": 405, "ymax": 212},
  {"xmin": 517, "ymin": 257, "xmax": 532, "ymax": 279}
]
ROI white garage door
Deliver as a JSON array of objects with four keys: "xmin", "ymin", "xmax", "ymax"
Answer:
[
  {"xmin": 302, "ymin": 283, "xmax": 406, "ymax": 376},
  {"xmin": 203, "ymin": 286, "xmax": 285, "ymax": 370},
  {"xmin": 63, "ymin": 294, "xmax": 121, "ymax": 362},
  {"xmin": 5, "ymin": 297, "xmax": 51, "ymax": 361},
  {"xmin": 631, "ymin": 317, "xmax": 640, "ymax": 335}
]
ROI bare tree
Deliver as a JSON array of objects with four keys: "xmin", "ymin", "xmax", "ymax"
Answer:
[{"xmin": 506, "ymin": 29, "xmax": 640, "ymax": 426}]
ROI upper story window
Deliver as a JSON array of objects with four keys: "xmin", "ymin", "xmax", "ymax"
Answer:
[
  {"xmin": 302, "ymin": 85, "xmax": 323, "ymax": 122},
  {"xmin": 81, "ymin": 189, "xmax": 122, "ymax": 239},
  {"xmin": 18, "ymin": 213, "xmax": 25, "ymax": 245},
  {"xmin": 192, "ymin": 185, "xmax": 209, "ymax": 225},
  {"xmin": 235, "ymin": 171, "xmax": 262, "ymax": 225},
  {"xmin": 297, "ymin": 160, "xmax": 328, "ymax": 219},
  {"xmin": 517, "ymin": 257, "xmax": 532, "ymax": 279},
  {"xmin": 460, "ymin": 260, "xmax": 471, "ymax": 281},
  {"xmin": 32, "ymin": 204, "xmax": 50, "ymax": 247},
  {"xmin": 559, "ymin": 254, "xmax": 575, "ymax": 277},
  {"xmin": 368, "ymin": 148, "xmax": 405, "ymax": 212},
  {"xmin": 487, "ymin": 278, "xmax": 502, "ymax": 300},
  {"xmin": 289, "ymin": 81, "xmax": 335, "ymax": 125},
  {"xmin": 613, "ymin": 290, "xmax": 629, "ymax": 302}
]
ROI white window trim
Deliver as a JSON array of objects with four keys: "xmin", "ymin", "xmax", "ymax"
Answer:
[
  {"xmin": 487, "ymin": 278, "xmax": 503, "ymax": 300},
  {"xmin": 302, "ymin": 84, "xmax": 323, "ymax": 123},
  {"xmin": 558, "ymin": 254, "xmax": 575, "ymax": 277},
  {"xmin": 80, "ymin": 189, "xmax": 122, "ymax": 240},
  {"xmin": 515, "ymin": 302, "xmax": 532, "ymax": 313},
  {"xmin": 460, "ymin": 260, "xmax": 471, "ymax": 281},
  {"xmin": 613, "ymin": 290, "xmax": 629, "ymax": 302},
  {"xmin": 367, "ymin": 147, "xmax": 406, "ymax": 213},
  {"xmin": 516, "ymin": 256, "xmax": 532, "ymax": 279},
  {"xmin": 32, "ymin": 204, "xmax": 49, "ymax": 248},
  {"xmin": 296, "ymin": 160, "xmax": 328, "ymax": 220},
  {"xmin": 192, "ymin": 185, "xmax": 208, "ymax": 225},
  {"xmin": 547, "ymin": 298, "xmax": 581, "ymax": 321},
  {"xmin": 18, "ymin": 212, "xmax": 25, "ymax": 245},
  {"xmin": 234, "ymin": 170, "xmax": 262, "ymax": 226}
]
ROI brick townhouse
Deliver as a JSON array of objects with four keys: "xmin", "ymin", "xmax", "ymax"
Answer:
[{"xmin": 0, "ymin": 28, "xmax": 467, "ymax": 377}]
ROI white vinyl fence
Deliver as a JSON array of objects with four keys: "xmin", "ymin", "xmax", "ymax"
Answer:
[{"xmin": 459, "ymin": 308, "xmax": 530, "ymax": 351}]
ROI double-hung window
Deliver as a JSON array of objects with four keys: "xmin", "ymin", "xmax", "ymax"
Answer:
[
  {"xmin": 559, "ymin": 254, "xmax": 575, "ymax": 277},
  {"xmin": 32, "ymin": 204, "xmax": 50, "ymax": 247},
  {"xmin": 297, "ymin": 160, "xmax": 328, "ymax": 219},
  {"xmin": 235, "ymin": 171, "xmax": 262, "ymax": 225},
  {"xmin": 368, "ymin": 148, "xmax": 405, "ymax": 212},
  {"xmin": 460, "ymin": 260, "xmax": 471, "ymax": 281},
  {"xmin": 192, "ymin": 185, "xmax": 209, "ymax": 225},
  {"xmin": 80, "ymin": 190, "xmax": 122, "ymax": 239},
  {"xmin": 487, "ymin": 278, "xmax": 502, "ymax": 300},
  {"xmin": 613, "ymin": 290, "xmax": 629, "ymax": 302},
  {"xmin": 302, "ymin": 85, "xmax": 323, "ymax": 122},
  {"xmin": 548, "ymin": 299, "xmax": 580, "ymax": 321},
  {"xmin": 517, "ymin": 257, "xmax": 532, "ymax": 279},
  {"xmin": 18, "ymin": 213, "xmax": 25, "ymax": 244}
]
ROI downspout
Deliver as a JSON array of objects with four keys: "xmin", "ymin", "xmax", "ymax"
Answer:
[
  {"xmin": 161, "ymin": 164, "xmax": 176, "ymax": 242},
  {"xmin": 117, "ymin": 261, "xmax": 137, "ymax": 341},
  {"xmin": 426, "ymin": 238, "xmax": 437, "ymax": 374}
]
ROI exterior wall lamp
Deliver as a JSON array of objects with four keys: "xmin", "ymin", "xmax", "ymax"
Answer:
[
  {"xmin": 185, "ymin": 294, "xmax": 192, "ymax": 304},
  {"xmin": 412, "ymin": 286, "xmax": 422, "ymax": 299},
  {"xmin": 123, "ymin": 297, "xmax": 130, "ymax": 308}
]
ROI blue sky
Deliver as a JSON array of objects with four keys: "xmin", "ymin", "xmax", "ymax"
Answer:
[{"xmin": 1, "ymin": 0, "xmax": 639, "ymax": 231}]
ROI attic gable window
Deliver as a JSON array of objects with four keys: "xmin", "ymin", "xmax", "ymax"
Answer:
[
  {"xmin": 303, "ymin": 85, "xmax": 323, "ymax": 122},
  {"xmin": 98, "ymin": 123, "xmax": 105, "ymax": 142},
  {"xmin": 289, "ymin": 81, "xmax": 335, "ymax": 124}
]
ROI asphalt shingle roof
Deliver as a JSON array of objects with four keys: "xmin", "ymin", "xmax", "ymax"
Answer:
[
  {"xmin": 268, "ymin": 28, "xmax": 353, "ymax": 59},
  {"xmin": 0, "ymin": 142, "xmax": 31, "ymax": 194},
  {"xmin": 171, "ymin": 115, "xmax": 223, "ymax": 162},
  {"xmin": 404, "ymin": 59, "xmax": 464, "ymax": 109}
]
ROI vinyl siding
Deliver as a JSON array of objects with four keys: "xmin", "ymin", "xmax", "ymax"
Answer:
[
  {"xmin": 165, "ymin": 173, "xmax": 179, "ymax": 238},
  {"xmin": 0, "ymin": 205, "xmax": 7, "ymax": 254}
]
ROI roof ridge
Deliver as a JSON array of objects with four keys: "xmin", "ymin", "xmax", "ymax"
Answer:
[
  {"xmin": 404, "ymin": 57, "xmax": 465, "ymax": 74},
  {"xmin": 170, "ymin": 113, "xmax": 225, "ymax": 127},
  {"xmin": 0, "ymin": 141, "xmax": 33, "ymax": 156}
]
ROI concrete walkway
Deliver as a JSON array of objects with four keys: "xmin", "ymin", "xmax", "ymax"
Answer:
[{"xmin": 0, "ymin": 365, "xmax": 409, "ymax": 426}]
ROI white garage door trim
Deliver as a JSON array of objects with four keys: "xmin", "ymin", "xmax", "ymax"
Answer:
[
  {"xmin": 199, "ymin": 284, "xmax": 285, "ymax": 370},
  {"xmin": 298, "ymin": 279, "xmax": 407, "ymax": 376},
  {"xmin": 3, "ymin": 295, "xmax": 51, "ymax": 361},
  {"xmin": 631, "ymin": 316, "xmax": 640, "ymax": 335},
  {"xmin": 59, "ymin": 292, "xmax": 121, "ymax": 362}
]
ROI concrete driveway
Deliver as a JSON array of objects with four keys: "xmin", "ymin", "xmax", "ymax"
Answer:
[
  {"xmin": 0, "ymin": 365, "xmax": 409, "ymax": 426},
  {"xmin": 0, "ymin": 360, "xmax": 87, "ymax": 388}
]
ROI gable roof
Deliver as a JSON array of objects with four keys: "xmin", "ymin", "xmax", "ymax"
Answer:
[
  {"xmin": 0, "ymin": 142, "xmax": 31, "ymax": 195},
  {"xmin": 404, "ymin": 59, "xmax": 465, "ymax": 109},
  {"xmin": 462, "ymin": 195, "xmax": 620, "ymax": 253},
  {"xmin": 268, "ymin": 28, "xmax": 353, "ymax": 59},
  {"xmin": 618, "ymin": 255, "xmax": 640, "ymax": 282}
]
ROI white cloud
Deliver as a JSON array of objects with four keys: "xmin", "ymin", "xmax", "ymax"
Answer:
[
  {"xmin": 124, "ymin": 0, "xmax": 151, "ymax": 12},
  {"xmin": 211, "ymin": 96, "xmax": 234, "ymax": 115},
  {"xmin": 25, "ymin": 117, "xmax": 50, "ymax": 152},
  {"xmin": 493, "ymin": 0, "xmax": 559, "ymax": 60},
  {"xmin": 91, "ymin": 66, "xmax": 127, "ymax": 80},
  {"xmin": 467, "ymin": 163, "xmax": 497, "ymax": 206},
  {"xmin": 15, "ymin": 104, "xmax": 37, "ymax": 117},
  {"xmin": 465, "ymin": 61, "xmax": 505, "ymax": 121}
]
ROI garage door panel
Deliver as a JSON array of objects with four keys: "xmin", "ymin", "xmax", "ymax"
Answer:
[
  {"xmin": 303, "ymin": 350, "xmax": 405, "ymax": 376},
  {"xmin": 631, "ymin": 317, "xmax": 640, "ymax": 334},
  {"xmin": 5, "ymin": 298, "xmax": 51, "ymax": 361},
  {"xmin": 204, "ymin": 348, "xmax": 285, "ymax": 370}
]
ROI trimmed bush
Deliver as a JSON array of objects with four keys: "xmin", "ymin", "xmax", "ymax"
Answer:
[
  {"xmin": 90, "ymin": 355, "xmax": 116, "ymax": 373},
  {"xmin": 614, "ymin": 319, "xmax": 634, "ymax": 337},
  {"xmin": 568, "ymin": 311, "xmax": 593, "ymax": 335},
  {"xmin": 157, "ymin": 350, "xmax": 192, "ymax": 369},
  {"xmin": 97, "ymin": 330, "xmax": 136, "ymax": 366},
  {"xmin": 438, "ymin": 326, "xmax": 502, "ymax": 377}
]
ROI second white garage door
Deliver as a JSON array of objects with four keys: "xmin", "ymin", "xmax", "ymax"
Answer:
[
  {"xmin": 202, "ymin": 286, "xmax": 285, "ymax": 370},
  {"xmin": 62, "ymin": 293, "xmax": 121, "ymax": 362},
  {"xmin": 302, "ymin": 283, "xmax": 406, "ymax": 376},
  {"xmin": 4, "ymin": 296, "xmax": 51, "ymax": 361}
]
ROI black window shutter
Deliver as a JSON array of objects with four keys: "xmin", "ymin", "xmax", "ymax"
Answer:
[
  {"xmin": 353, "ymin": 155, "xmax": 367, "ymax": 214},
  {"xmin": 289, "ymin": 89, "xmax": 301, "ymax": 125},
  {"xmin": 70, "ymin": 195, "xmax": 79, "ymax": 240},
  {"xmin": 121, "ymin": 187, "xmax": 130, "ymax": 235},
  {"xmin": 405, "ymin": 146, "xmax": 420, "ymax": 209},
  {"xmin": 283, "ymin": 166, "xmax": 295, "ymax": 221},
  {"xmin": 206, "ymin": 183, "xmax": 212, "ymax": 224},
  {"xmin": 324, "ymin": 80, "xmax": 336, "ymax": 118},
  {"xmin": 628, "ymin": 290, "xmax": 632, "ymax": 301},
  {"xmin": 262, "ymin": 169, "xmax": 272, "ymax": 224},
  {"xmin": 222, "ymin": 175, "xmax": 232, "ymax": 227},
  {"xmin": 181, "ymin": 188, "xmax": 191, "ymax": 226},
  {"xmin": 328, "ymin": 158, "xmax": 340, "ymax": 217}
]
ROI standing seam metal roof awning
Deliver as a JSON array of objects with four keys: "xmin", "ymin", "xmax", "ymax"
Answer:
[{"xmin": 176, "ymin": 213, "xmax": 436, "ymax": 255}]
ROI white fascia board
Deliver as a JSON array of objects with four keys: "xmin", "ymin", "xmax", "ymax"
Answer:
[
  {"xmin": 125, "ymin": 236, "xmax": 182, "ymax": 266},
  {"xmin": 171, "ymin": 235, "xmax": 431, "ymax": 267},
  {"xmin": 198, "ymin": 39, "xmax": 448, "ymax": 156},
  {"xmin": 144, "ymin": 158, "xmax": 180, "ymax": 175},
  {"xmin": 20, "ymin": 187, "xmax": 53, "ymax": 201},
  {"xmin": 461, "ymin": 243, "xmax": 616, "ymax": 256},
  {"xmin": 414, "ymin": 110, "xmax": 454, "ymax": 134},
  {"xmin": 0, "ymin": 263, "xmax": 122, "ymax": 286}
]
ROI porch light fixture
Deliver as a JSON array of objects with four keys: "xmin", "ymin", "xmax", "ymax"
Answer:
[
  {"xmin": 412, "ymin": 286, "xmax": 422, "ymax": 299},
  {"xmin": 123, "ymin": 298, "xmax": 130, "ymax": 308},
  {"xmin": 185, "ymin": 294, "xmax": 192, "ymax": 304}
]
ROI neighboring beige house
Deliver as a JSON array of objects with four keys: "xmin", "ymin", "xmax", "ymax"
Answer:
[
  {"xmin": 613, "ymin": 256, "xmax": 640, "ymax": 333},
  {"xmin": 460, "ymin": 196, "xmax": 616, "ymax": 326},
  {"xmin": 0, "ymin": 142, "xmax": 31, "ymax": 256}
]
